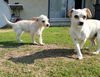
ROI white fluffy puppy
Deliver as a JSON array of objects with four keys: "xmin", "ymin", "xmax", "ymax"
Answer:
[
  {"xmin": 68, "ymin": 8, "xmax": 100, "ymax": 59},
  {"xmin": 4, "ymin": 15, "xmax": 50, "ymax": 45}
]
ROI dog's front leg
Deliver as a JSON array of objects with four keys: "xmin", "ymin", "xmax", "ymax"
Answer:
[
  {"xmin": 74, "ymin": 40, "xmax": 83, "ymax": 59},
  {"xmin": 31, "ymin": 33, "xmax": 37, "ymax": 45},
  {"xmin": 38, "ymin": 33, "xmax": 44, "ymax": 46}
]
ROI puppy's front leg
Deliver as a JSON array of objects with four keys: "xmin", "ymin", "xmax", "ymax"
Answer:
[
  {"xmin": 74, "ymin": 40, "xmax": 83, "ymax": 59},
  {"xmin": 38, "ymin": 33, "xmax": 44, "ymax": 46},
  {"xmin": 31, "ymin": 33, "xmax": 37, "ymax": 45}
]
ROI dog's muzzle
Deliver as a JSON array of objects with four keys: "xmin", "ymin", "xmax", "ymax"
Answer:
[{"xmin": 78, "ymin": 21, "xmax": 84, "ymax": 26}]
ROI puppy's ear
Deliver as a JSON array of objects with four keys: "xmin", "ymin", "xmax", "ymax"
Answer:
[
  {"xmin": 68, "ymin": 8, "xmax": 75, "ymax": 17},
  {"xmin": 32, "ymin": 17, "xmax": 38, "ymax": 20},
  {"xmin": 84, "ymin": 8, "xmax": 92, "ymax": 18},
  {"xmin": 32, "ymin": 17, "xmax": 39, "ymax": 21}
]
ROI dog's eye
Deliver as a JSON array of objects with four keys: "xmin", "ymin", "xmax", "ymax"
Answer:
[
  {"xmin": 74, "ymin": 15, "xmax": 79, "ymax": 19},
  {"xmin": 42, "ymin": 20, "xmax": 45, "ymax": 23},
  {"xmin": 83, "ymin": 16, "xmax": 86, "ymax": 19}
]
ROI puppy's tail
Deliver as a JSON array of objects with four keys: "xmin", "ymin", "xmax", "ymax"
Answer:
[{"xmin": 3, "ymin": 15, "xmax": 15, "ymax": 26}]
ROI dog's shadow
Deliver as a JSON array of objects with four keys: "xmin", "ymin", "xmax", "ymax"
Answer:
[
  {"xmin": 8, "ymin": 49, "xmax": 75, "ymax": 64},
  {"xmin": 0, "ymin": 41, "xmax": 33, "ymax": 48}
]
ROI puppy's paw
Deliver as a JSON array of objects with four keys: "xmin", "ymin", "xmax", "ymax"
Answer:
[
  {"xmin": 18, "ymin": 40, "xmax": 24, "ymax": 43},
  {"xmin": 77, "ymin": 56, "xmax": 83, "ymax": 60},
  {"xmin": 32, "ymin": 43, "xmax": 38, "ymax": 45},
  {"xmin": 39, "ymin": 43, "xmax": 45, "ymax": 46},
  {"xmin": 93, "ymin": 52, "xmax": 99, "ymax": 55}
]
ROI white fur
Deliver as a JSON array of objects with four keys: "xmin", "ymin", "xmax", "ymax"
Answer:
[
  {"xmin": 4, "ymin": 15, "xmax": 50, "ymax": 45},
  {"xmin": 69, "ymin": 8, "xmax": 100, "ymax": 59}
]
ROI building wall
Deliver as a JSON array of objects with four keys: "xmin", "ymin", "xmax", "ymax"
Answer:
[{"xmin": 9, "ymin": 0, "xmax": 48, "ymax": 19}]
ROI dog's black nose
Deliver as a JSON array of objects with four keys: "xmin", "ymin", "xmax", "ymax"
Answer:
[
  {"xmin": 79, "ymin": 22, "xmax": 84, "ymax": 25},
  {"xmin": 46, "ymin": 24, "xmax": 50, "ymax": 27}
]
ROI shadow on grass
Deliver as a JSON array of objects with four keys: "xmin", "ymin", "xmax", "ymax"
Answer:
[
  {"xmin": 8, "ymin": 49, "xmax": 75, "ymax": 64},
  {"xmin": 0, "ymin": 41, "xmax": 33, "ymax": 48}
]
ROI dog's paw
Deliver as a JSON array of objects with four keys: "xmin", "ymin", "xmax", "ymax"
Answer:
[
  {"xmin": 77, "ymin": 56, "xmax": 83, "ymax": 60},
  {"xmin": 93, "ymin": 52, "xmax": 99, "ymax": 55},
  {"xmin": 39, "ymin": 43, "xmax": 45, "ymax": 46},
  {"xmin": 18, "ymin": 40, "xmax": 24, "ymax": 43},
  {"xmin": 32, "ymin": 43, "xmax": 38, "ymax": 45}
]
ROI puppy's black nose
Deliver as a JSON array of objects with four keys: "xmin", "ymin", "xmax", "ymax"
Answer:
[
  {"xmin": 46, "ymin": 24, "xmax": 50, "ymax": 27},
  {"xmin": 79, "ymin": 22, "xmax": 84, "ymax": 25}
]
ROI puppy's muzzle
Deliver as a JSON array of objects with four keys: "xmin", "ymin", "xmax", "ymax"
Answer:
[{"xmin": 78, "ymin": 21, "xmax": 84, "ymax": 26}]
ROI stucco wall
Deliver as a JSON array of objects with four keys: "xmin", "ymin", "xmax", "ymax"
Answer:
[{"xmin": 9, "ymin": 0, "xmax": 48, "ymax": 19}]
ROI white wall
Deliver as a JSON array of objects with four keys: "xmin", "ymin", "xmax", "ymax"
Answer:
[
  {"xmin": 0, "ymin": 0, "xmax": 11, "ymax": 28},
  {"xmin": 9, "ymin": 0, "xmax": 48, "ymax": 19}
]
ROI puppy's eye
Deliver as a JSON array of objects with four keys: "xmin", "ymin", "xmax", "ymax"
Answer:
[
  {"xmin": 83, "ymin": 16, "xmax": 86, "ymax": 19},
  {"xmin": 74, "ymin": 15, "xmax": 79, "ymax": 19},
  {"xmin": 42, "ymin": 20, "xmax": 45, "ymax": 23}
]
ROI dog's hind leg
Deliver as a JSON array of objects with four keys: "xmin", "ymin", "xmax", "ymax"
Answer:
[
  {"xmin": 85, "ymin": 39, "xmax": 96, "ymax": 50},
  {"xmin": 86, "ymin": 33, "xmax": 97, "ymax": 50},
  {"xmin": 16, "ymin": 30, "xmax": 23, "ymax": 43},
  {"xmin": 80, "ymin": 39, "xmax": 87, "ymax": 49},
  {"xmin": 93, "ymin": 32, "xmax": 100, "ymax": 54}
]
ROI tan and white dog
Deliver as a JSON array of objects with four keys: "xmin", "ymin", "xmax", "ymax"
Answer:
[
  {"xmin": 68, "ymin": 8, "xmax": 100, "ymax": 59},
  {"xmin": 4, "ymin": 15, "xmax": 50, "ymax": 45}
]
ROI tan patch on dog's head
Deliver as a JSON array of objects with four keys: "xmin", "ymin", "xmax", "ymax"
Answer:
[
  {"xmin": 32, "ymin": 17, "xmax": 38, "ymax": 20},
  {"xmin": 84, "ymin": 8, "xmax": 92, "ymax": 18},
  {"xmin": 68, "ymin": 8, "xmax": 75, "ymax": 17}
]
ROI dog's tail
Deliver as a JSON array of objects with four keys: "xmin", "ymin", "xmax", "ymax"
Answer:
[{"xmin": 3, "ymin": 15, "xmax": 15, "ymax": 26}]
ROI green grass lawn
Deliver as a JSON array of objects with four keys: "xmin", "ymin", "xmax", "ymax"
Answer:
[{"xmin": 0, "ymin": 26, "xmax": 100, "ymax": 77}]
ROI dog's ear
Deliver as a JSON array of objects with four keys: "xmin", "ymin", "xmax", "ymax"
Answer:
[
  {"xmin": 68, "ymin": 8, "xmax": 75, "ymax": 17},
  {"xmin": 84, "ymin": 8, "xmax": 92, "ymax": 18},
  {"xmin": 32, "ymin": 17, "xmax": 39, "ymax": 21},
  {"xmin": 32, "ymin": 17, "xmax": 38, "ymax": 20}
]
